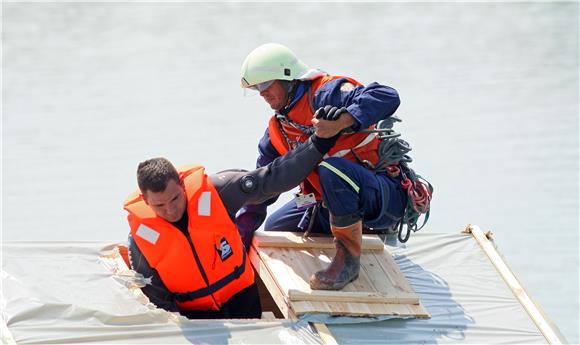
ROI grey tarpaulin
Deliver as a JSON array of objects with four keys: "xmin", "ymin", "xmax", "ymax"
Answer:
[{"xmin": 1, "ymin": 233, "xmax": 566, "ymax": 344}]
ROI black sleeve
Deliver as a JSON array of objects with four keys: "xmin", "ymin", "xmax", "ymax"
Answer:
[
  {"xmin": 210, "ymin": 135, "xmax": 337, "ymax": 216},
  {"xmin": 127, "ymin": 234, "xmax": 179, "ymax": 312}
]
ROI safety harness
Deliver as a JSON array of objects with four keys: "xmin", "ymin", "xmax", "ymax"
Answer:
[
  {"xmin": 275, "ymin": 112, "xmax": 433, "ymax": 243},
  {"xmin": 273, "ymin": 76, "xmax": 433, "ymax": 242},
  {"xmin": 365, "ymin": 117, "xmax": 433, "ymax": 243}
]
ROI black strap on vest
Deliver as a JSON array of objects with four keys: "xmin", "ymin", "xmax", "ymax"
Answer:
[
  {"xmin": 307, "ymin": 83, "xmax": 315, "ymax": 113},
  {"xmin": 173, "ymin": 249, "xmax": 247, "ymax": 302}
]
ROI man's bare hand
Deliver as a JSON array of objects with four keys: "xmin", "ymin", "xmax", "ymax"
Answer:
[{"xmin": 312, "ymin": 106, "xmax": 355, "ymax": 138}]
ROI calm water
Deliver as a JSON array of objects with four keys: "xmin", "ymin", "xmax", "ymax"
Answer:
[{"xmin": 3, "ymin": 2, "xmax": 578, "ymax": 342}]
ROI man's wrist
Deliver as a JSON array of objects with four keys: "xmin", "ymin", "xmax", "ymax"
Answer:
[
  {"xmin": 311, "ymin": 134, "xmax": 339, "ymax": 154},
  {"xmin": 340, "ymin": 112, "xmax": 356, "ymax": 128}
]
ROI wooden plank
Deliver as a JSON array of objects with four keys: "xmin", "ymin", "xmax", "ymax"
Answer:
[
  {"xmin": 288, "ymin": 289, "xmax": 419, "ymax": 305},
  {"xmin": 259, "ymin": 247, "xmax": 311, "ymax": 294},
  {"xmin": 255, "ymin": 272, "xmax": 284, "ymax": 318},
  {"xmin": 249, "ymin": 246, "xmax": 291, "ymax": 318},
  {"xmin": 312, "ymin": 323, "xmax": 338, "ymax": 345},
  {"xmin": 267, "ymin": 246, "xmax": 419, "ymax": 300},
  {"xmin": 252, "ymin": 234, "xmax": 429, "ymax": 319},
  {"xmin": 464, "ymin": 224, "xmax": 566, "ymax": 344},
  {"xmin": 375, "ymin": 249, "xmax": 416, "ymax": 294},
  {"xmin": 260, "ymin": 245, "xmax": 428, "ymax": 317},
  {"xmin": 260, "ymin": 247, "xmax": 323, "ymax": 318},
  {"xmin": 360, "ymin": 250, "xmax": 397, "ymax": 295},
  {"xmin": 254, "ymin": 231, "xmax": 384, "ymax": 251},
  {"xmin": 291, "ymin": 299, "xmax": 430, "ymax": 318}
]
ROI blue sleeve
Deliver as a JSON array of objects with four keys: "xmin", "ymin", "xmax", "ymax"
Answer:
[
  {"xmin": 256, "ymin": 128, "xmax": 280, "ymax": 168},
  {"xmin": 313, "ymin": 78, "xmax": 401, "ymax": 131}
]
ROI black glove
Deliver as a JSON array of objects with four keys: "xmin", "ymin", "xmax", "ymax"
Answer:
[{"xmin": 314, "ymin": 105, "xmax": 348, "ymax": 121}]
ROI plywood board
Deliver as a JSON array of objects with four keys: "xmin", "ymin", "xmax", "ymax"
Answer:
[
  {"xmin": 254, "ymin": 231, "xmax": 385, "ymax": 251},
  {"xmin": 288, "ymin": 289, "xmax": 419, "ymax": 305},
  {"xmin": 249, "ymin": 246, "xmax": 292, "ymax": 318},
  {"xmin": 251, "ymin": 232, "xmax": 429, "ymax": 318}
]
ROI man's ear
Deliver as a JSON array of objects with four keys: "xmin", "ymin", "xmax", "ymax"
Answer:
[{"xmin": 141, "ymin": 192, "xmax": 150, "ymax": 205}]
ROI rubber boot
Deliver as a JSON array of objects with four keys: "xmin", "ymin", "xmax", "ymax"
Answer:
[{"xmin": 309, "ymin": 220, "xmax": 362, "ymax": 290}]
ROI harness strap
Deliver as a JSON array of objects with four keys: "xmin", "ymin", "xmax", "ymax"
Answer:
[
  {"xmin": 307, "ymin": 84, "xmax": 315, "ymax": 113},
  {"xmin": 174, "ymin": 249, "xmax": 247, "ymax": 302}
]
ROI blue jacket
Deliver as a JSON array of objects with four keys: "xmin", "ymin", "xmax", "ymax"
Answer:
[{"xmin": 235, "ymin": 76, "xmax": 400, "ymax": 244}]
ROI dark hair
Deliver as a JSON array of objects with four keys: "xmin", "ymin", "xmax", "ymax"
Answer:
[{"xmin": 137, "ymin": 157, "xmax": 179, "ymax": 194}]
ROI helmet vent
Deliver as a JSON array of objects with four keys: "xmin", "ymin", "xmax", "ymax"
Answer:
[{"xmin": 284, "ymin": 68, "xmax": 291, "ymax": 76}]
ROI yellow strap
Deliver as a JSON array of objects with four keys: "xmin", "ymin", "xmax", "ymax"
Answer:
[{"xmin": 319, "ymin": 161, "xmax": 360, "ymax": 193}]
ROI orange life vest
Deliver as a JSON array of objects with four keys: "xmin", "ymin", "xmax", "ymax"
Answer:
[
  {"xmin": 123, "ymin": 164, "xmax": 254, "ymax": 311},
  {"xmin": 268, "ymin": 75, "xmax": 380, "ymax": 199}
]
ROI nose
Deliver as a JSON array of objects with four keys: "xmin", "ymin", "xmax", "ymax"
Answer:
[{"xmin": 165, "ymin": 207, "xmax": 177, "ymax": 218}]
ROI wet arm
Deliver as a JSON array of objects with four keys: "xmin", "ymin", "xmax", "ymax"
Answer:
[
  {"xmin": 211, "ymin": 135, "xmax": 337, "ymax": 216},
  {"xmin": 127, "ymin": 234, "xmax": 179, "ymax": 312},
  {"xmin": 234, "ymin": 129, "xmax": 280, "ymax": 240}
]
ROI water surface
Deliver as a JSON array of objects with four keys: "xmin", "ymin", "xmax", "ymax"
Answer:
[{"xmin": 3, "ymin": 2, "xmax": 578, "ymax": 342}]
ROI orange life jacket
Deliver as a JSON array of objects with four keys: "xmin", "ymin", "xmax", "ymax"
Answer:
[
  {"xmin": 268, "ymin": 75, "xmax": 380, "ymax": 199},
  {"xmin": 123, "ymin": 164, "xmax": 254, "ymax": 311}
]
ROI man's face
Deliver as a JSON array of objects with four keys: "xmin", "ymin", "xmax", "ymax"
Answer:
[
  {"xmin": 260, "ymin": 80, "xmax": 288, "ymax": 111},
  {"xmin": 143, "ymin": 179, "xmax": 187, "ymax": 223}
]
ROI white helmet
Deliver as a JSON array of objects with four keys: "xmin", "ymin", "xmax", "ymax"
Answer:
[{"xmin": 241, "ymin": 43, "xmax": 310, "ymax": 89}]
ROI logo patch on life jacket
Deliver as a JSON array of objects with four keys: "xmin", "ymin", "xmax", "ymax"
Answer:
[{"xmin": 216, "ymin": 238, "xmax": 233, "ymax": 261}]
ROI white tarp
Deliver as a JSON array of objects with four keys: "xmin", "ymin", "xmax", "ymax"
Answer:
[
  {"xmin": 1, "ymin": 241, "xmax": 319, "ymax": 344},
  {"xmin": 327, "ymin": 233, "xmax": 565, "ymax": 344},
  {"xmin": 1, "ymin": 233, "xmax": 566, "ymax": 344}
]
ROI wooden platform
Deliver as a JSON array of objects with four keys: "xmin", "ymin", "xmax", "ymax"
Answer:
[{"xmin": 250, "ymin": 231, "xmax": 429, "ymax": 319}]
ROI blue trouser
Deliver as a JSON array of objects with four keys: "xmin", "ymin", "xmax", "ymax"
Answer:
[{"xmin": 264, "ymin": 157, "xmax": 407, "ymax": 233}]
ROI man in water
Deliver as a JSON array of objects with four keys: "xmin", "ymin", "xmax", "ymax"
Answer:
[{"xmin": 123, "ymin": 117, "xmax": 345, "ymax": 318}]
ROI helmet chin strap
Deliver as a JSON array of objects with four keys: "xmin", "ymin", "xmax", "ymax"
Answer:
[
  {"xmin": 284, "ymin": 80, "xmax": 300, "ymax": 108},
  {"xmin": 273, "ymin": 80, "xmax": 297, "ymax": 112}
]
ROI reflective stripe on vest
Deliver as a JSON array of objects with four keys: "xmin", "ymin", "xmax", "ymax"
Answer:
[
  {"xmin": 324, "ymin": 132, "xmax": 377, "ymax": 159},
  {"xmin": 123, "ymin": 164, "xmax": 254, "ymax": 311}
]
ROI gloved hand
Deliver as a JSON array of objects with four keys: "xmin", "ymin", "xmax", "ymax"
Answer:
[
  {"xmin": 235, "ymin": 205, "xmax": 267, "ymax": 251},
  {"xmin": 314, "ymin": 105, "xmax": 348, "ymax": 121}
]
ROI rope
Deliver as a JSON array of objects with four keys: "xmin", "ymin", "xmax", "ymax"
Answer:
[
  {"xmin": 275, "ymin": 112, "xmax": 433, "ymax": 243},
  {"xmin": 275, "ymin": 112, "xmax": 314, "ymax": 149},
  {"xmin": 359, "ymin": 116, "xmax": 433, "ymax": 243},
  {"xmin": 397, "ymin": 168, "xmax": 433, "ymax": 243},
  {"xmin": 360, "ymin": 116, "xmax": 413, "ymax": 172}
]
